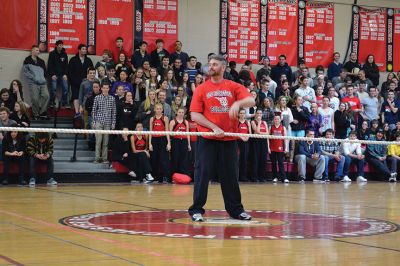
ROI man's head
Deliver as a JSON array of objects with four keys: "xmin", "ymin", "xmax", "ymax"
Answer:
[
  {"xmin": 358, "ymin": 70, "xmax": 366, "ymax": 80},
  {"xmin": 31, "ymin": 45, "xmax": 40, "ymax": 57},
  {"xmin": 349, "ymin": 130, "xmax": 357, "ymax": 140},
  {"xmin": 78, "ymin": 44, "xmax": 87, "ymax": 56},
  {"xmin": 333, "ymin": 52, "xmax": 340, "ymax": 62},
  {"xmin": 101, "ymin": 81, "xmax": 111, "ymax": 95},
  {"xmin": 350, "ymin": 52, "xmax": 357, "ymax": 61},
  {"xmin": 175, "ymin": 41, "xmax": 182, "ymax": 52},
  {"xmin": 174, "ymin": 58, "xmax": 182, "ymax": 68},
  {"xmin": 139, "ymin": 41, "xmax": 148, "ymax": 52},
  {"xmin": 102, "ymin": 49, "xmax": 112, "ymax": 61},
  {"xmin": 325, "ymin": 128, "xmax": 334, "ymax": 139},
  {"xmin": 278, "ymin": 54, "xmax": 286, "ymax": 66},
  {"xmin": 306, "ymin": 129, "xmax": 315, "ymax": 138},
  {"xmin": 93, "ymin": 80, "xmax": 101, "ymax": 94},
  {"xmin": 346, "ymin": 85, "xmax": 354, "ymax": 96},
  {"xmin": 162, "ymin": 56, "xmax": 170, "ymax": 66},
  {"xmin": 0, "ymin": 107, "xmax": 10, "ymax": 121},
  {"xmin": 299, "ymin": 76, "xmax": 308, "ymax": 87},
  {"xmin": 116, "ymin": 37, "xmax": 124, "ymax": 48},
  {"xmin": 260, "ymin": 79, "xmax": 269, "ymax": 91},
  {"xmin": 55, "ymin": 40, "xmax": 63, "ymax": 51},
  {"xmin": 208, "ymin": 55, "xmax": 227, "ymax": 77},
  {"xmin": 36, "ymin": 132, "xmax": 49, "ymax": 143},
  {"xmin": 368, "ymin": 86, "xmax": 377, "ymax": 97},
  {"xmin": 376, "ymin": 128, "xmax": 384, "ymax": 140},
  {"xmin": 116, "ymin": 85, "xmax": 125, "ymax": 97},
  {"xmin": 189, "ymin": 56, "xmax": 197, "ymax": 67},
  {"xmin": 156, "ymin": 39, "xmax": 164, "ymax": 49},
  {"xmin": 158, "ymin": 90, "xmax": 166, "ymax": 103},
  {"xmin": 87, "ymin": 67, "xmax": 96, "ymax": 80}
]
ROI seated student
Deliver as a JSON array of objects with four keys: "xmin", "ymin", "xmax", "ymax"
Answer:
[
  {"xmin": 268, "ymin": 114, "xmax": 289, "ymax": 183},
  {"xmin": 295, "ymin": 129, "xmax": 325, "ymax": 183},
  {"xmin": 366, "ymin": 128, "xmax": 395, "ymax": 182},
  {"xmin": 169, "ymin": 107, "xmax": 191, "ymax": 176},
  {"xmin": 320, "ymin": 129, "xmax": 345, "ymax": 181},
  {"xmin": 149, "ymin": 103, "xmax": 171, "ymax": 183},
  {"xmin": 340, "ymin": 130, "xmax": 366, "ymax": 182},
  {"xmin": 387, "ymin": 132, "xmax": 400, "ymax": 182},
  {"xmin": 10, "ymin": 101, "xmax": 30, "ymax": 128},
  {"xmin": 2, "ymin": 130, "xmax": 26, "ymax": 185},
  {"xmin": 26, "ymin": 132, "xmax": 57, "ymax": 186},
  {"xmin": 110, "ymin": 128, "xmax": 137, "ymax": 181},
  {"xmin": 131, "ymin": 123, "xmax": 154, "ymax": 183},
  {"xmin": 0, "ymin": 106, "xmax": 18, "ymax": 160}
]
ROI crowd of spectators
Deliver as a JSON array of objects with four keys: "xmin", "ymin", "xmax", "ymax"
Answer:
[{"xmin": 1, "ymin": 37, "xmax": 400, "ymax": 185}]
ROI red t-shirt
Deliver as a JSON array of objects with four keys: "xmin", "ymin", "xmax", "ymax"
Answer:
[
  {"xmin": 190, "ymin": 79, "xmax": 251, "ymax": 141},
  {"xmin": 269, "ymin": 124, "xmax": 285, "ymax": 152},
  {"xmin": 316, "ymin": 95, "xmax": 324, "ymax": 107},
  {"xmin": 341, "ymin": 96, "xmax": 362, "ymax": 111}
]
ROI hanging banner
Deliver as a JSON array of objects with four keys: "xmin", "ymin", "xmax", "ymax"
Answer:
[
  {"xmin": 96, "ymin": 0, "xmax": 133, "ymax": 56},
  {"xmin": 219, "ymin": 0, "xmax": 261, "ymax": 64},
  {"xmin": 266, "ymin": 0, "xmax": 299, "ymax": 66},
  {"xmin": 393, "ymin": 9, "xmax": 400, "ymax": 72},
  {"xmin": 352, "ymin": 6, "xmax": 387, "ymax": 71},
  {"xmin": 0, "ymin": 0, "xmax": 38, "ymax": 50},
  {"xmin": 304, "ymin": 2, "xmax": 334, "ymax": 68},
  {"xmin": 39, "ymin": 0, "xmax": 88, "ymax": 53},
  {"xmin": 134, "ymin": 0, "xmax": 178, "ymax": 52}
]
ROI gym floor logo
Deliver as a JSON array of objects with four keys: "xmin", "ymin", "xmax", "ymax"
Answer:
[{"xmin": 60, "ymin": 210, "xmax": 399, "ymax": 240}]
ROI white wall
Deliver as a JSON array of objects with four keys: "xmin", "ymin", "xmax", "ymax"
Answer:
[{"xmin": 1, "ymin": 0, "xmax": 399, "ymax": 103}]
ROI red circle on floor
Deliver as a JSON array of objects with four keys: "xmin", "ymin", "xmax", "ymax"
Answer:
[{"xmin": 61, "ymin": 210, "xmax": 398, "ymax": 240}]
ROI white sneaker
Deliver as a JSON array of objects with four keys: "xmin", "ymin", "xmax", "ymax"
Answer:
[
  {"xmin": 145, "ymin": 173, "xmax": 154, "ymax": 181},
  {"xmin": 47, "ymin": 178, "xmax": 58, "ymax": 186},
  {"xmin": 357, "ymin": 176, "xmax": 367, "ymax": 183},
  {"xmin": 191, "ymin": 213, "xmax": 204, "ymax": 222},
  {"xmin": 128, "ymin": 171, "xmax": 137, "ymax": 178},
  {"xmin": 389, "ymin": 173, "xmax": 397, "ymax": 182},
  {"xmin": 272, "ymin": 178, "xmax": 278, "ymax": 183},
  {"xmin": 29, "ymin": 178, "xmax": 36, "ymax": 187},
  {"xmin": 283, "ymin": 178, "xmax": 290, "ymax": 183},
  {"xmin": 340, "ymin": 176, "xmax": 352, "ymax": 182}
]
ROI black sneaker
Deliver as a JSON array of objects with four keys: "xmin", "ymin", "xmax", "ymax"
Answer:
[
  {"xmin": 191, "ymin": 213, "xmax": 204, "ymax": 222},
  {"xmin": 298, "ymin": 176, "xmax": 306, "ymax": 183},
  {"xmin": 2, "ymin": 179, "xmax": 8, "ymax": 185},
  {"xmin": 237, "ymin": 212, "xmax": 252, "ymax": 220}
]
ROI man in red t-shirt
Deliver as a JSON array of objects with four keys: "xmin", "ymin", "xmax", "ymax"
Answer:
[
  {"xmin": 341, "ymin": 85, "xmax": 362, "ymax": 113},
  {"xmin": 188, "ymin": 55, "xmax": 255, "ymax": 222}
]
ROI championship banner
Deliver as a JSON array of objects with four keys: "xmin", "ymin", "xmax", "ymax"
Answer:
[
  {"xmin": 392, "ymin": 9, "xmax": 400, "ymax": 71},
  {"xmin": 266, "ymin": 0, "xmax": 299, "ymax": 66},
  {"xmin": 134, "ymin": 0, "xmax": 178, "ymax": 52},
  {"xmin": 352, "ymin": 6, "xmax": 387, "ymax": 71},
  {"xmin": 96, "ymin": 0, "xmax": 133, "ymax": 56},
  {"xmin": 39, "ymin": 0, "xmax": 88, "ymax": 53},
  {"xmin": 0, "ymin": 0, "xmax": 38, "ymax": 50},
  {"xmin": 219, "ymin": 0, "xmax": 261, "ymax": 64},
  {"xmin": 304, "ymin": 2, "xmax": 334, "ymax": 68}
]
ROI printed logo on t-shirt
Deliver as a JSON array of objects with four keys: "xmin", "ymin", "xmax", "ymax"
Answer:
[{"xmin": 207, "ymin": 90, "xmax": 232, "ymax": 113}]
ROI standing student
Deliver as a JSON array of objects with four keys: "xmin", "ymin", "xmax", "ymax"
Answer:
[
  {"xmin": 169, "ymin": 107, "xmax": 191, "ymax": 176},
  {"xmin": 131, "ymin": 123, "xmax": 154, "ymax": 183},
  {"xmin": 237, "ymin": 109, "xmax": 251, "ymax": 182},
  {"xmin": 149, "ymin": 103, "xmax": 171, "ymax": 183},
  {"xmin": 251, "ymin": 109, "xmax": 269, "ymax": 182},
  {"xmin": 268, "ymin": 114, "xmax": 289, "ymax": 183},
  {"xmin": 188, "ymin": 55, "xmax": 254, "ymax": 222}
]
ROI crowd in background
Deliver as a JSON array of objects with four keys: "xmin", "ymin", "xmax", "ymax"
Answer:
[{"xmin": 1, "ymin": 37, "xmax": 400, "ymax": 185}]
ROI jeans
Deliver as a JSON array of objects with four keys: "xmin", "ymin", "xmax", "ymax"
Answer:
[
  {"xmin": 366, "ymin": 156, "xmax": 391, "ymax": 179},
  {"xmin": 388, "ymin": 156, "xmax": 399, "ymax": 173},
  {"xmin": 343, "ymin": 156, "xmax": 365, "ymax": 177},
  {"xmin": 51, "ymin": 76, "xmax": 69, "ymax": 105},
  {"xmin": 324, "ymin": 155, "xmax": 345, "ymax": 178},
  {"xmin": 295, "ymin": 154, "xmax": 325, "ymax": 179},
  {"xmin": 29, "ymin": 157, "xmax": 54, "ymax": 180}
]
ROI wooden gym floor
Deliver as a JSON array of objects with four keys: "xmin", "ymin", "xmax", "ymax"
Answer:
[{"xmin": 0, "ymin": 182, "xmax": 399, "ymax": 266}]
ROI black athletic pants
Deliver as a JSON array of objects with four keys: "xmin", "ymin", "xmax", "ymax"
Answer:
[
  {"xmin": 171, "ymin": 138, "xmax": 189, "ymax": 175},
  {"xmin": 238, "ymin": 140, "xmax": 249, "ymax": 181},
  {"xmin": 150, "ymin": 137, "xmax": 170, "ymax": 182},
  {"xmin": 270, "ymin": 151, "xmax": 286, "ymax": 180}
]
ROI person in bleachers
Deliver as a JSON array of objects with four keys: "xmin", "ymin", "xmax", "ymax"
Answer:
[
  {"xmin": 391, "ymin": 121, "xmax": 400, "ymax": 140},
  {"xmin": 366, "ymin": 128, "xmax": 394, "ymax": 182},
  {"xmin": 381, "ymin": 90, "xmax": 400, "ymax": 131},
  {"xmin": 0, "ymin": 107, "xmax": 17, "ymax": 160},
  {"xmin": 169, "ymin": 107, "xmax": 191, "ymax": 176},
  {"xmin": 271, "ymin": 54, "xmax": 293, "ymax": 83},
  {"xmin": 95, "ymin": 49, "xmax": 114, "ymax": 72},
  {"xmin": 142, "ymin": 60, "xmax": 151, "ymax": 79},
  {"xmin": 169, "ymin": 40, "xmax": 189, "ymax": 67},
  {"xmin": 136, "ymin": 90, "xmax": 156, "ymax": 130},
  {"xmin": 2, "ymin": 129, "xmax": 26, "ymax": 185},
  {"xmin": 78, "ymin": 67, "xmax": 97, "ymax": 116},
  {"xmin": 112, "ymin": 70, "xmax": 133, "ymax": 95},
  {"xmin": 320, "ymin": 129, "xmax": 345, "ymax": 182},
  {"xmin": 112, "ymin": 37, "xmax": 130, "ymax": 63},
  {"xmin": 260, "ymin": 97, "xmax": 274, "ymax": 127},
  {"xmin": 96, "ymin": 65, "xmax": 107, "ymax": 83},
  {"xmin": 256, "ymin": 56, "xmax": 272, "ymax": 87},
  {"xmin": 121, "ymin": 91, "xmax": 138, "ymax": 130},
  {"xmin": 268, "ymin": 114, "xmax": 289, "ymax": 183},
  {"xmin": 22, "ymin": 45, "xmax": 49, "ymax": 120},
  {"xmin": 111, "ymin": 128, "xmax": 138, "ymax": 182},
  {"xmin": 185, "ymin": 56, "xmax": 200, "ymax": 83},
  {"xmin": 340, "ymin": 130, "xmax": 365, "ymax": 182},
  {"xmin": 327, "ymin": 52, "xmax": 343, "ymax": 81},
  {"xmin": 294, "ymin": 76, "xmax": 316, "ymax": 111},
  {"xmin": 26, "ymin": 132, "xmax": 57, "ymax": 186},
  {"xmin": 164, "ymin": 69, "xmax": 178, "ymax": 104},
  {"xmin": 295, "ymin": 129, "xmax": 325, "ymax": 183},
  {"xmin": 343, "ymin": 52, "xmax": 361, "ymax": 82},
  {"xmin": 176, "ymin": 86, "xmax": 189, "ymax": 108},
  {"xmin": 130, "ymin": 123, "xmax": 154, "ymax": 183},
  {"xmin": 171, "ymin": 95, "xmax": 183, "ymax": 119},
  {"xmin": 104, "ymin": 64, "xmax": 117, "ymax": 89},
  {"xmin": 92, "ymin": 81, "xmax": 116, "ymax": 164},
  {"xmin": 149, "ymin": 103, "xmax": 171, "ymax": 183},
  {"xmin": 360, "ymin": 86, "xmax": 380, "ymax": 127},
  {"xmin": 318, "ymin": 96, "xmax": 335, "ymax": 135},
  {"xmin": 131, "ymin": 68, "xmax": 146, "ymax": 102},
  {"xmin": 387, "ymin": 132, "xmax": 400, "ymax": 182},
  {"xmin": 157, "ymin": 88, "xmax": 172, "ymax": 120},
  {"xmin": 8, "ymin": 80, "xmax": 24, "ymax": 103},
  {"xmin": 10, "ymin": 101, "xmax": 30, "ymax": 129},
  {"xmin": 307, "ymin": 103, "xmax": 322, "ymax": 137},
  {"xmin": 258, "ymin": 78, "xmax": 274, "ymax": 104},
  {"xmin": 115, "ymin": 53, "xmax": 132, "ymax": 79},
  {"xmin": 150, "ymin": 39, "xmax": 170, "ymax": 68},
  {"xmin": 354, "ymin": 70, "xmax": 373, "ymax": 89},
  {"xmin": 131, "ymin": 41, "xmax": 151, "ymax": 70},
  {"xmin": 362, "ymin": 54, "xmax": 380, "ymax": 87},
  {"xmin": 237, "ymin": 109, "xmax": 251, "ymax": 182},
  {"xmin": 85, "ymin": 80, "xmax": 101, "ymax": 151},
  {"xmin": 334, "ymin": 102, "xmax": 352, "ymax": 139},
  {"xmin": 157, "ymin": 56, "xmax": 171, "ymax": 77},
  {"xmin": 68, "ymin": 44, "xmax": 94, "ymax": 118},
  {"xmin": 172, "ymin": 58, "xmax": 185, "ymax": 85},
  {"xmin": 0, "ymin": 88, "xmax": 16, "ymax": 112}
]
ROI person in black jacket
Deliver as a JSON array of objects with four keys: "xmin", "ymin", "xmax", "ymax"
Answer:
[
  {"xmin": 362, "ymin": 54, "xmax": 380, "ymax": 87},
  {"xmin": 110, "ymin": 129, "xmax": 137, "ymax": 181},
  {"xmin": 150, "ymin": 39, "xmax": 170, "ymax": 68},
  {"xmin": 334, "ymin": 102, "xmax": 352, "ymax": 139},
  {"xmin": 68, "ymin": 44, "xmax": 94, "ymax": 118},
  {"xmin": 121, "ymin": 91, "xmax": 138, "ymax": 130},
  {"xmin": 47, "ymin": 40, "xmax": 69, "ymax": 107},
  {"xmin": 290, "ymin": 95, "xmax": 310, "ymax": 162},
  {"xmin": 10, "ymin": 101, "xmax": 30, "ymax": 129},
  {"xmin": 2, "ymin": 130, "xmax": 26, "ymax": 185},
  {"xmin": 271, "ymin": 54, "xmax": 293, "ymax": 84}
]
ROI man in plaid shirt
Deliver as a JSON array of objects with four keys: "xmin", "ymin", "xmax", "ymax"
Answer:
[
  {"xmin": 320, "ymin": 129, "xmax": 345, "ymax": 181},
  {"xmin": 92, "ymin": 81, "xmax": 116, "ymax": 163}
]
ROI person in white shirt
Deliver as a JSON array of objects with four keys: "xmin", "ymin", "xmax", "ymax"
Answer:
[
  {"xmin": 328, "ymin": 87, "xmax": 340, "ymax": 111},
  {"xmin": 294, "ymin": 76, "xmax": 316, "ymax": 111},
  {"xmin": 340, "ymin": 130, "xmax": 366, "ymax": 182},
  {"xmin": 318, "ymin": 96, "xmax": 335, "ymax": 135}
]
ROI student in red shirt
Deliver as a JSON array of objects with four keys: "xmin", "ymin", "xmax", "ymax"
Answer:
[
  {"xmin": 251, "ymin": 109, "xmax": 269, "ymax": 182},
  {"xmin": 188, "ymin": 55, "xmax": 255, "ymax": 222},
  {"xmin": 130, "ymin": 122, "xmax": 154, "ymax": 183},
  {"xmin": 149, "ymin": 103, "xmax": 171, "ymax": 183},
  {"xmin": 268, "ymin": 114, "xmax": 289, "ymax": 183},
  {"xmin": 237, "ymin": 108, "xmax": 252, "ymax": 182},
  {"xmin": 169, "ymin": 107, "xmax": 191, "ymax": 176},
  {"xmin": 341, "ymin": 85, "xmax": 362, "ymax": 113}
]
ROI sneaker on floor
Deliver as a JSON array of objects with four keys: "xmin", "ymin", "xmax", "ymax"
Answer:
[
  {"xmin": 128, "ymin": 171, "xmax": 137, "ymax": 178},
  {"xmin": 298, "ymin": 176, "xmax": 306, "ymax": 183},
  {"xmin": 130, "ymin": 180, "xmax": 140, "ymax": 184},
  {"xmin": 313, "ymin": 178, "xmax": 325, "ymax": 183},
  {"xmin": 101, "ymin": 160, "xmax": 109, "ymax": 164},
  {"xmin": 47, "ymin": 178, "xmax": 58, "ymax": 186},
  {"xmin": 74, "ymin": 113, "xmax": 82, "ymax": 119},
  {"xmin": 191, "ymin": 213, "xmax": 204, "ymax": 222},
  {"xmin": 283, "ymin": 178, "xmax": 290, "ymax": 183},
  {"xmin": 389, "ymin": 176, "xmax": 397, "ymax": 183},
  {"xmin": 357, "ymin": 176, "xmax": 367, "ymax": 183},
  {"xmin": 145, "ymin": 173, "xmax": 154, "ymax": 182},
  {"xmin": 340, "ymin": 175, "xmax": 352, "ymax": 182},
  {"xmin": 237, "ymin": 212, "xmax": 252, "ymax": 221},
  {"xmin": 323, "ymin": 177, "xmax": 330, "ymax": 182},
  {"xmin": 2, "ymin": 179, "xmax": 8, "ymax": 185},
  {"xmin": 272, "ymin": 178, "xmax": 278, "ymax": 183},
  {"xmin": 390, "ymin": 172, "xmax": 397, "ymax": 178},
  {"xmin": 29, "ymin": 178, "xmax": 36, "ymax": 187}
]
